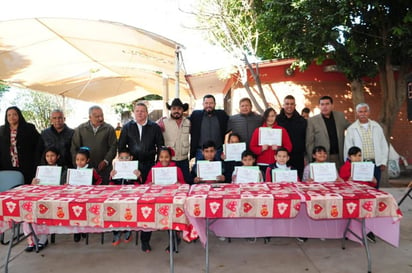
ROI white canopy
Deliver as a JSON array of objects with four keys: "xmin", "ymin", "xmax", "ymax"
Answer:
[{"xmin": 0, "ymin": 18, "xmax": 191, "ymax": 103}]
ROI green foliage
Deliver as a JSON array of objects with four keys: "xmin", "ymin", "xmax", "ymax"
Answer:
[
  {"xmin": 254, "ymin": 0, "xmax": 412, "ymax": 81},
  {"xmin": 12, "ymin": 90, "xmax": 65, "ymax": 131},
  {"xmin": 111, "ymin": 94, "xmax": 162, "ymax": 114},
  {"xmin": 0, "ymin": 82, "xmax": 10, "ymax": 98}
]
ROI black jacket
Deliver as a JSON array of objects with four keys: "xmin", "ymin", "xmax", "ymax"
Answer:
[
  {"xmin": 189, "ymin": 109, "xmax": 228, "ymax": 159},
  {"xmin": 276, "ymin": 109, "xmax": 307, "ymax": 155},
  {"xmin": 118, "ymin": 120, "xmax": 164, "ymax": 163}
]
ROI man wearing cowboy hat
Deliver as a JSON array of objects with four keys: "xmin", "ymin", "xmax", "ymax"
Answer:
[{"xmin": 157, "ymin": 98, "xmax": 192, "ymax": 183}]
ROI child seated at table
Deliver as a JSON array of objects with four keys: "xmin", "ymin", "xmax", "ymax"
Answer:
[
  {"xmin": 265, "ymin": 147, "xmax": 296, "ymax": 182},
  {"xmin": 222, "ymin": 133, "xmax": 243, "ymax": 183},
  {"xmin": 72, "ymin": 147, "xmax": 102, "ymax": 242},
  {"xmin": 145, "ymin": 146, "xmax": 185, "ymax": 184},
  {"xmin": 302, "ymin": 146, "xmax": 343, "ymax": 182},
  {"xmin": 25, "ymin": 147, "xmax": 63, "ymax": 252},
  {"xmin": 109, "ymin": 148, "xmax": 141, "ymax": 246},
  {"xmin": 143, "ymin": 147, "xmax": 185, "ymax": 253},
  {"xmin": 231, "ymin": 150, "xmax": 263, "ymax": 183},
  {"xmin": 339, "ymin": 146, "xmax": 377, "ymax": 188},
  {"xmin": 191, "ymin": 140, "xmax": 226, "ymax": 184}
]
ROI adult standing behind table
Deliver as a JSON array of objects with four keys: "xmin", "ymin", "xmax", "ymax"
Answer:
[
  {"xmin": 118, "ymin": 102, "xmax": 164, "ymax": 252},
  {"xmin": 0, "ymin": 106, "xmax": 40, "ymax": 184},
  {"xmin": 157, "ymin": 98, "xmax": 191, "ymax": 184},
  {"xmin": 306, "ymin": 96, "xmax": 350, "ymax": 169},
  {"xmin": 227, "ymin": 97, "xmax": 262, "ymax": 147},
  {"xmin": 118, "ymin": 102, "xmax": 164, "ymax": 183},
  {"xmin": 189, "ymin": 94, "xmax": 228, "ymax": 160},
  {"xmin": 250, "ymin": 107, "xmax": 293, "ymax": 177},
  {"xmin": 276, "ymin": 95, "xmax": 307, "ymax": 179},
  {"xmin": 37, "ymin": 109, "xmax": 74, "ymax": 169},
  {"xmin": 71, "ymin": 106, "xmax": 117, "ymax": 184},
  {"xmin": 344, "ymin": 103, "xmax": 388, "ymax": 188}
]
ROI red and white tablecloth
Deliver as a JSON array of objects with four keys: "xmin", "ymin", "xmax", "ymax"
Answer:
[
  {"xmin": 186, "ymin": 183, "xmax": 302, "ymax": 219},
  {"xmin": 295, "ymin": 182, "xmax": 402, "ymax": 220},
  {"xmin": 0, "ymin": 184, "xmax": 197, "ymax": 240}
]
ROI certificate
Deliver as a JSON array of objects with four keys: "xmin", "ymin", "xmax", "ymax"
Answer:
[
  {"xmin": 234, "ymin": 166, "xmax": 261, "ymax": 183},
  {"xmin": 197, "ymin": 161, "xmax": 222, "ymax": 180},
  {"xmin": 152, "ymin": 167, "xmax": 177, "ymax": 185},
  {"xmin": 224, "ymin": 142, "xmax": 246, "ymax": 161},
  {"xmin": 258, "ymin": 127, "xmax": 282, "ymax": 146},
  {"xmin": 36, "ymin": 166, "xmax": 62, "ymax": 185},
  {"xmin": 310, "ymin": 163, "xmax": 337, "ymax": 182},
  {"xmin": 113, "ymin": 160, "xmax": 139, "ymax": 180},
  {"xmin": 66, "ymin": 168, "xmax": 93, "ymax": 185},
  {"xmin": 272, "ymin": 169, "xmax": 298, "ymax": 183},
  {"xmin": 351, "ymin": 162, "xmax": 375, "ymax": 181}
]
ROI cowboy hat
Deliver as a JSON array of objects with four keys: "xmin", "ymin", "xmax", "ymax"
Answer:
[{"xmin": 166, "ymin": 98, "xmax": 189, "ymax": 112}]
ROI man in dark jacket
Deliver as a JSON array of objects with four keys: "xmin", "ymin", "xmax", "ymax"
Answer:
[
  {"xmin": 118, "ymin": 102, "xmax": 164, "ymax": 252},
  {"xmin": 276, "ymin": 95, "xmax": 307, "ymax": 179},
  {"xmin": 38, "ymin": 109, "xmax": 74, "ymax": 168},
  {"xmin": 189, "ymin": 94, "xmax": 228, "ymax": 160}
]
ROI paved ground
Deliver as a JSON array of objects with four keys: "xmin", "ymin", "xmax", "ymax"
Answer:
[{"xmin": 1, "ymin": 185, "xmax": 411, "ymax": 273}]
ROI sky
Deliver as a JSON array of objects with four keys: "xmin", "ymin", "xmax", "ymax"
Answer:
[{"xmin": 2, "ymin": 0, "xmax": 232, "ymax": 74}]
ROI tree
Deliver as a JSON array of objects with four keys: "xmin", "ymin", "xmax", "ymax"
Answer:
[
  {"xmin": 190, "ymin": 0, "xmax": 269, "ymax": 113},
  {"xmin": 12, "ymin": 90, "xmax": 66, "ymax": 131},
  {"xmin": 0, "ymin": 81, "xmax": 10, "ymax": 98},
  {"xmin": 255, "ymin": 0, "xmax": 412, "ymax": 137}
]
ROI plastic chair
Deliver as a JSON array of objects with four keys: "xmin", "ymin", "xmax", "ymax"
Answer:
[{"xmin": 0, "ymin": 170, "xmax": 25, "ymax": 245}]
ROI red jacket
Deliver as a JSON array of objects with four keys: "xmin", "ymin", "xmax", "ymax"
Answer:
[
  {"xmin": 250, "ymin": 123, "xmax": 293, "ymax": 165},
  {"xmin": 145, "ymin": 161, "xmax": 186, "ymax": 184},
  {"xmin": 339, "ymin": 159, "xmax": 375, "ymax": 187}
]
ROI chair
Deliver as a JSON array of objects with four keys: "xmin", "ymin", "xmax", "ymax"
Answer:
[
  {"xmin": 398, "ymin": 181, "xmax": 412, "ymax": 206},
  {"xmin": 0, "ymin": 170, "xmax": 25, "ymax": 245}
]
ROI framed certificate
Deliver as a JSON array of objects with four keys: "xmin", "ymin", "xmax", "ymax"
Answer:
[
  {"xmin": 36, "ymin": 166, "xmax": 62, "ymax": 185},
  {"xmin": 113, "ymin": 160, "xmax": 139, "ymax": 180},
  {"xmin": 224, "ymin": 142, "xmax": 246, "ymax": 161},
  {"xmin": 310, "ymin": 163, "xmax": 337, "ymax": 182},
  {"xmin": 258, "ymin": 127, "xmax": 282, "ymax": 146},
  {"xmin": 272, "ymin": 169, "xmax": 298, "ymax": 183},
  {"xmin": 152, "ymin": 167, "xmax": 177, "ymax": 185},
  {"xmin": 234, "ymin": 166, "xmax": 261, "ymax": 183},
  {"xmin": 197, "ymin": 161, "xmax": 222, "ymax": 180},
  {"xmin": 351, "ymin": 162, "xmax": 375, "ymax": 181},
  {"xmin": 66, "ymin": 168, "xmax": 93, "ymax": 185}
]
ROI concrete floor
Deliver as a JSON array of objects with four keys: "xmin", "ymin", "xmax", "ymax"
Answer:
[{"xmin": 1, "ymin": 187, "xmax": 412, "ymax": 273}]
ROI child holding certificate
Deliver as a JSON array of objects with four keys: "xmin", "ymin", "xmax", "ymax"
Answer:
[
  {"xmin": 109, "ymin": 148, "xmax": 141, "ymax": 185},
  {"xmin": 302, "ymin": 146, "xmax": 343, "ymax": 182},
  {"xmin": 339, "ymin": 146, "xmax": 377, "ymax": 187},
  {"xmin": 144, "ymin": 146, "xmax": 185, "ymax": 253},
  {"xmin": 191, "ymin": 141, "xmax": 226, "ymax": 184},
  {"xmin": 231, "ymin": 150, "xmax": 263, "ymax": 183},
  {"xmin": 73, "ymin": 147, "xmax": 102, "ymax": 243},
  {"xmin": 25, "ymin": 147, "xmax": 63, "ymax": 252},
  {"xmin": 109, "ymin": 148, "xmax": 141, "ymax": 246},
  {"xmin": 265, "ymin": 148, "xmax": 296, "ymax": 182},
  {"xmin": 222, "ymin": 133, "xmax": 243, "ymax": 183}
]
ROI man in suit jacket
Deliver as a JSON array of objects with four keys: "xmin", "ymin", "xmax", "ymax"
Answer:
[
  {"xmin": 189, "ymin": 94, "xmax": 228, "ymax": 160},
  {"xmin": 306, "ymin": 96, "xmax": 351, "ymax": 168}
]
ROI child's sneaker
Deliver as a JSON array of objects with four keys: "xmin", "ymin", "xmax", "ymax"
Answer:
[
  {"xmin": 123, "ymin": 231, "xmax": 132, "ymax": 243},
  {"xmin": 112, "ymin": 233, "xmax": 121, "ymax": 246}
]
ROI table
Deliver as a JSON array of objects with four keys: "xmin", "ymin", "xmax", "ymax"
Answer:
[
  {"xmin": 0, "ymin": 184, "xmax": 196, "ymax": 273},
  {"xmin": 185, "ymin": 182, "xmax": 402, "ymax": 273}
]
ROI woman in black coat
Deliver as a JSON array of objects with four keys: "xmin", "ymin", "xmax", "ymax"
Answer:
[{"xmin": 0, "ymin": 106, "xmax": 40, "ymax": 184}]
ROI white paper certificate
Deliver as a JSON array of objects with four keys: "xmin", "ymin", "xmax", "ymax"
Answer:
[
  {"xmin": 258, "ymin": 127, "xmax": 282, "ymax": 146},
  {"xmin": 224, "ymin": 142, "xmax": 246, "ymax": 161},
  {"xmin": 36, "ymin": 166, "xmax": 62, "ymax": 185},
  {"xmin": 67, "ymin": 169, "xmax": 93, "ymax": 185},
  {"xmin": 272, "ymin": 169, "xmax": 298, "ymax": 183},
  {"xmin": 113, "ymin": 160, "xmax": 139, "ymax": 180},
  {"xmin": 235, "ymin": 166, "xmax": 261, "ymax": 183},
  {"xmin": 351, "ymin": 162, "xmax": 375, "ymax": 181},
  {"xmin": 152, "ymin": 167, "xmax": 177, "ymax": 185},
  {"xmin": 310, "ymin": 163, "xmax": 337, "ymax": 182},
  {"xmin": 197, "ymin": 161, "xmax": 222, "ymax": 180}
]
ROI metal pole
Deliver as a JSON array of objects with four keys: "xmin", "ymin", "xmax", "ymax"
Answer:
[
  {"xmin": 169, "ymin": 230, "xmax": 174, "ymax": 273},
  {"xmin": 163, "ymin": 74, "xmax": 169, "ymax": 117},
  {"xmin": 175, "ymin": 46, "xmax": 180, "ymax": 98},
  {"xmin": 206, "ymin": 218, "xmax": 209, "ymax": 273}
]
